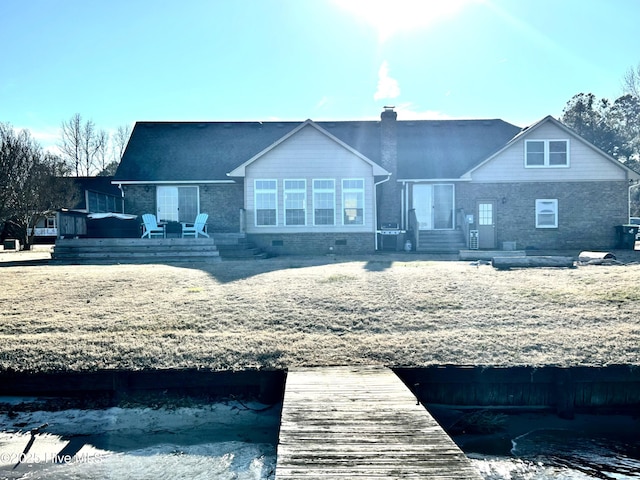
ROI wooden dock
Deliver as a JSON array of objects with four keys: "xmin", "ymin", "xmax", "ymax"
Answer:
[{"xmin": 275, "ymin": 366, "xmax": 482, "ymax": 479}]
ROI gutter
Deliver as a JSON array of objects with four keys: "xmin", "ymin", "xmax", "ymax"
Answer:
[{"xmin": 111, "ymin": 180, "xmax": 237, "ymax": 185}]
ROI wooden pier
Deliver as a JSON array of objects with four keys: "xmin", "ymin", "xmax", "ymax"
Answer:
[{"xmin": 275, "ymin": 366, "xmax": 482, "ymax": 479}]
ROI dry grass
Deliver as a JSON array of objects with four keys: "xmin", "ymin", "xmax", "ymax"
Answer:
[{"xmin": 1, "ymin": 249, "xmax": 639, "ymax": 372}]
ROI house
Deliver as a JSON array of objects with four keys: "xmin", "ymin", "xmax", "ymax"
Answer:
[
  {"xmin": 30, "ymin": 176, "xmax": 124, "ymax": 242},
  {"xmin": 113, "ymin": 107, "xmax": 640, "ymax": 254}
]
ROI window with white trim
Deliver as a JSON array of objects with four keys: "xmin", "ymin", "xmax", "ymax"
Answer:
[
  {"xmin": 284, "ymin": 179, "xmax": 306, "ymax": 226},
  {"xmin": 255, "ymin": 179, "xmax": 277, "ymax": 226},
  {"xmin": 342, "ymin": 179, "xmax": 364, "ymax": 225},
  {"xmin": 536, "ymin": 199, "xmax": 558, "ymax": 228},
  {"xmin": 313, "ymin": 179, "xmax": 335, "ymax": 225},
  {"xmin": 525, "ymin": 140, "xmax": 569, "ymax": 167}
]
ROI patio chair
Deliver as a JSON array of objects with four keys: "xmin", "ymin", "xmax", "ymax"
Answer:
[
  {"xmin": 182, "ymin": 213, "xmax": 209, "ymax": 238},
  {"xmin": 141, "ymin": 214, "xmax": 165, "ymax": 238}
]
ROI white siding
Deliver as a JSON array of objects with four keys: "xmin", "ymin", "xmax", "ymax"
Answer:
[
  {"xmin": 245, "ymin": 125, "xmax": 375, "ymax": 233},
  {"xmin": 471, "ymin": 122, "xmax": 626, "ymax": 182}
]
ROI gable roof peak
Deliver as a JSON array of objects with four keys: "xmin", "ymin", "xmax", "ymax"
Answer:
[{"xmin": 227, "ymin": 118, "xmax": 388, "ymax": 177}]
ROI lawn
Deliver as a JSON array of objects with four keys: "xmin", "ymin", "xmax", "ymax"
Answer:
[{"xmin": 1, "ymin": 250, "xmax": 639, "ymax": 372}]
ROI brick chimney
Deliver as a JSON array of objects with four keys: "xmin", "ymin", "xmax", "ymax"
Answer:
[{"xmin": 378, "ymin": 106, "xmax": 401, "ymax": 227}]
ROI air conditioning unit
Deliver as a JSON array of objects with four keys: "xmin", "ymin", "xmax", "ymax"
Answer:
[{"xmin": 469, "ymin": 230, "xmax": 479, "ymax": 250}]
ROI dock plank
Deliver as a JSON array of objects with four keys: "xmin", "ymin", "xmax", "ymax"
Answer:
[{"xmin": 275, "ymin": 366, "xmax": 482, "ymax": 479}]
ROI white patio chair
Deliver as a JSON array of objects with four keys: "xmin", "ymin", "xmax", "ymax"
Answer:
[
  {"xmin": 182, "ymin": 213, "xmax": 209, "ymax": 238},
  {"xmin": 141, "ymin": 214, "xmax": 165, "ymax": 238}
]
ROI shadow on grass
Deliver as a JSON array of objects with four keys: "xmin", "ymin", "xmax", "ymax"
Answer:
[
  {"xmin": 188, "ymin": 252, "xmax": 467, "ymax": 282},
  {"xmin": 364, "ymin": 259, "xmax": 393, "ymax": 271},
  {"xmin": 8, "ymin": 248, "xmax": 639, "ymax": 283},
  {"xmin": 6, "ymin": 251, "xmax": 460, "ymax": 283},
  {"xmin": 0, "ymin": 258, "xmax": 51, "ymax": 267}
]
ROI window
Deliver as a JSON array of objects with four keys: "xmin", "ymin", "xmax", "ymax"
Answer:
[
  {"xmin": 313, "ymin": 179, "xmax": 335, "ymax": 225},
  {"xmin": 536, "ymin": 199, "xmax": 558, "ymax": 228},
  {"xmin": 549, "ymin": 141, "xmax": 568, "ymax": 166},
  {"xmin": 255, "ymin": 180, "xmax": 277, "ymax": 226},
  {"xmin": 478, "ymin": 202, "xmax": 493, "ymax": 226},
  {"xmin": 284, "ymin": 179, "xmax": 306, "ymax": 226},
  {"xmin": 525, "ymin": 140, "xmax": 569, "ymax": 167},
  {"xmin": 87, "ymin": 191, "xmax": 122, "ymax": 213},
  {"xmin": 342, "ymin": 179, "xmax": 364, "ymax": 225}
]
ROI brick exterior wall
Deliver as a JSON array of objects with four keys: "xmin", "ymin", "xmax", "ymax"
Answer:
[
  {"xmin": 122, "ymin": 185, "xmax": 155, "ymax": 217},
  {"xmin": 199, "ymin": 183, "xmax": 244, "ymax": 233},
  {"xmin": 122, "ymin": 183, "xmax": 244, "ymax": 233},
  {"xmin": 248, "ymin": 232, "xmax": 375, "ymax": 255},
  {"xmin": 456, "ymin": 181, "xmax": 629, "ymax": 250}
]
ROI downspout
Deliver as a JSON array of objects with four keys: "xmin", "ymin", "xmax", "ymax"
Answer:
[
  {"xmin": 116, "ymin": 183, "xmax": 125, "ymax": 213},
  {"xmin": 630, "ymin": 180, "xmax": 639, "ymax": 220},
  {"xmin": 403, "ymin": 181, "xmax": 409, "ymax": 230},
  {"xmin": 374, "ymin": 173, "xmax": 392, "ymax": 251},
  {"xmin": 400, "ymin": 182, "xmax": 405, "ymax": 230}
]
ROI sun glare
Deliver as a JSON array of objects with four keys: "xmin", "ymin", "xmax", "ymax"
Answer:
[{"xmin": 334, "ymin": 0, "xmax": 479, "ymax": 42}]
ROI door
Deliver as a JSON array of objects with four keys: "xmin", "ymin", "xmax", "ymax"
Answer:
[
  {"xmin": 157, "ymin": 186, "xmax": 199, "ymax": 223},
  {"xmin": 413, "ymin": 184, "xmax": 454, "ymax": 230},
  {"xmin": 477, "ymin": 201, "xmax": 497, "ymax": 249}
]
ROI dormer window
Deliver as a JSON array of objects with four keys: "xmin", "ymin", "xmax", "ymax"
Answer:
[{"xmin": 525, "ymin": 140, "xmax": 569, "ymax": 167}]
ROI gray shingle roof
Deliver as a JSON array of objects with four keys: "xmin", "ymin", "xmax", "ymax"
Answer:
[
  {"xmin": 114, "ymin": 119, "xmax": 522, "ymax": 182},
  {"xmin": 395, "ymin": 120, "xmax": 522, "ymax": 179}
]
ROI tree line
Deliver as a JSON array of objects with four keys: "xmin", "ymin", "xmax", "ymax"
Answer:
[
  {"xmin": 560, "ymin": 63, "xmax": 640, "ymax": 215},
  {"xmin": 0, "ymin": 124, "xmax": 79, "ymax": 249}
]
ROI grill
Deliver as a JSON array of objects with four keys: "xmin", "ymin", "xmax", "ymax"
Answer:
[{"xmin": 376, "ymin": 223, "xmax": 407, "ymax": 251}]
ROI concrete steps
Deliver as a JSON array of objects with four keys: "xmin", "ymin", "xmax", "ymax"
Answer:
[
  {"xmin": 417, "ymin": 230, "xmax": 467, "ymax": 253},
  {"xmin": 213, "ymin": 233, "xmax": 268, "ymax": 260},
  {"xmin": 51, "ymin": 238, "xmax": 220, "ymax": 265}
]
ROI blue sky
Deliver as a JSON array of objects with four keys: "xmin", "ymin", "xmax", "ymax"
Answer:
[{"xmin": 1, "ymin": 0, "xmax": 638, "ymax": 149}]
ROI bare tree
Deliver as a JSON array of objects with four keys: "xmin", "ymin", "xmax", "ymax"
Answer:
[
  {"xmin": 59, "ymin": 113, "xmax": 83, "ymax": 176},
  {"xmin": 622, "ymin": 62, "xmax": 640, "ymax": 98},
  {"xmin": 95, "ymin": 123, "xmax": 132, "ymax": 176},
  {"xmin": 113, "ymin": 124, "xmax": 132, "ymax": 163},
  {"xmin": 80, "ymin": 118, "xmax": 98, "ymax": 176},
  {"xmin": 60, "ymin": 113, "xmax": 103, "ymax": 176},
  {"xmin": 94, "ymin": 129, "xmax": 111, "ymax": 174}
]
